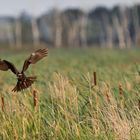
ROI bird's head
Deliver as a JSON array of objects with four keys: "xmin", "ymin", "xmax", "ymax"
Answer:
[{"xmin": 17, "ymin": 73, "xmax": 24, "ymax": 80}]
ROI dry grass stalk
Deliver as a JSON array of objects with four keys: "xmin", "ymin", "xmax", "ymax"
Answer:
[
  {"xmin": 106, "ymin": 106, "xmax": 131, "ymax": 140},
  {"xmin": 104, "ymin": 84, "xmax": 111, "ymax": 103},
  {"xmin": 102, "ymin": 84, "xmax": 132, "ymax": 139},
  {"xmin": 103, "ymin": 83, "xmax": 118, "ymax": 106},
  {"xmin": 1, "ymin": 96, "xmax": 5, "ymax": 112}
]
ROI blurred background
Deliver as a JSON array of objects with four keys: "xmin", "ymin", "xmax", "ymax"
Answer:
[{"xmin": 0, "ymin": 0, "xmax": 140, "ymax": 49}]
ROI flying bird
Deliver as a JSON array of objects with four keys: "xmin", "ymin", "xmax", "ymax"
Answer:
[{"xmin": 0, "ymin": 48, "xmax": 48, "ymax": 92}]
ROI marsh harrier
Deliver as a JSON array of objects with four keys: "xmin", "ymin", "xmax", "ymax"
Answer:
[{"xmin": 0, "ymin": 48, "xmax": 48, "ymax": 92}]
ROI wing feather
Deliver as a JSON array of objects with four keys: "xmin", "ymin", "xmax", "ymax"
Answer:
[
  {"xmin": 22, "ymin": 48, "xmax": 48, "ymax": 72},
  {"xmin": 0, "ymin": 60, "xmax": 19, "ymax": 75},
  {"xmin": 0, "ymin": 59, "xmax": 9, "ymax": 71}
]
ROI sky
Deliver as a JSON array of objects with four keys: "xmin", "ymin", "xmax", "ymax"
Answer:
[{"xmin": 0, "ymin": 0, "xmax": 140, "ymax": 17}]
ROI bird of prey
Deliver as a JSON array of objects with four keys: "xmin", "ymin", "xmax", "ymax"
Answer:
[{"xmin": 0, "ymin": 48, "xmax": 48, "ymax": 92}]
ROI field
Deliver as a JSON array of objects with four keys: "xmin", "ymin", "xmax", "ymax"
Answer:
[{"xmin": 0, "ymin": 48, "xmax": 140, "ymax": 140}]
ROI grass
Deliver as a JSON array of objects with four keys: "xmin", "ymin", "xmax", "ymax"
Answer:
[{"xmin": 0, "ymin": 47, "xmax": 140, "ymax": 139}]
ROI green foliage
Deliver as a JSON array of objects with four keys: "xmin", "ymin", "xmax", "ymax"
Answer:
[{"xmin": 0, "ymin": 48, "xmax": 140, "ymax": 139}]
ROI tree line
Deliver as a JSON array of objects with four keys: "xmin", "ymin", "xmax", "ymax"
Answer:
[{"xmin": 0, "ymin": 4, "xmax": 140, "ymax": 48}]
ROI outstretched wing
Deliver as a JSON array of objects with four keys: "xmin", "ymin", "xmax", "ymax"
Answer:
[
  {"xmin": 0, "ymin": 59, "xmax": 19, "ymax": 75},
  {"xmin": 22, "ymin": 48, "xmax": 48, "ymax": 72}
]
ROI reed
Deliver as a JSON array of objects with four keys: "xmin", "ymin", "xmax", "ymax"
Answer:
[{"xmin": 1, "ymin": 96, "xmax": 4, "ymax": 112}]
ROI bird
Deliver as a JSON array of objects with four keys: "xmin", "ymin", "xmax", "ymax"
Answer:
[{"xmin": 0, "ymin": 48, "xmax": 48, "ymax": 92}]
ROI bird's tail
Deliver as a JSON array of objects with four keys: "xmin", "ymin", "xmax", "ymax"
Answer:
[{"xmin": 12, "ymin": 76, "xmax": 37, "ymax": 92}]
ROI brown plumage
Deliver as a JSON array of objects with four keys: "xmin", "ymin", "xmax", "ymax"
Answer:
[{"xmin": 0, "ymin": 48, "xmax": 48, "ymax": 92}]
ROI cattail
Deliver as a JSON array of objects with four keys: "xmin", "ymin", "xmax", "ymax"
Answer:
[
  {"xmin": 32, "ymin": 89, "xmax": 38, "ymax": 109},
  {"xmin": 138, "ymin": 99, "xmax": 140, "ymax": 110},
  {"xmin": 119, "ymin": 83, "xmax": 123, "ymax": 96},
  {"xmin": 93, "ymin": 71, "xmax": 97, "ymax": 86},
  {"xmin": 1, "ymin": 97, "xmax": 5, "ymax": 112},
  {"xmin": 119, "ymin": 83, "xmax": 124, "ymax": 109}
]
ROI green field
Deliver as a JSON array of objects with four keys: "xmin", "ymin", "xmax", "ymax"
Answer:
[{"xmin": 0, "ymin": 48, "xmax": 140, "ymax": 140}]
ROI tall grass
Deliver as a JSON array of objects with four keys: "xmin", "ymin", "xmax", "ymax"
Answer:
[{"xmin": 0, "ymin": 48, "xmax": 140, "ymax": 139}]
